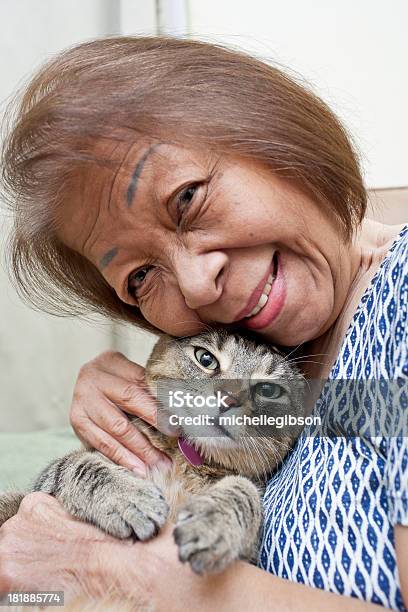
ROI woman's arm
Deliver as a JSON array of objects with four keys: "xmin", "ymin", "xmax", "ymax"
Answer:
[
  {"xmin": 0, "ymin": 493, "xmax": 396, "ymax": 611},
  {"xmin": 395, "ymin": 525, "xmax": 408, "ymax": 608},
  {"xmin": 97, "ymin": 528, "xmax": 389, "ymax": 612}
]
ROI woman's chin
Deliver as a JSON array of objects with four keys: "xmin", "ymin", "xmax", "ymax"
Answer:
[{"xmin": 259, "ymin": 303, "xmax": 330, "ymax": 346}]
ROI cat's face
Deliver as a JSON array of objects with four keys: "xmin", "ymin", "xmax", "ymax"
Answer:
[{"xmin": 145, "ymin": 329, "xmax": 305, "ymax": 476}]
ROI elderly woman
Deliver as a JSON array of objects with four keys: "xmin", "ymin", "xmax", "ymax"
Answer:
[{"xmin": 0, "ymin": 36, "xmax": 406, "ymax": 610}]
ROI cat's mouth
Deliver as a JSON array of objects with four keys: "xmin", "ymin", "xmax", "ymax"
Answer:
[{"xmin": 180, "ymin": 419, "xmax": 235, "ymax": 444}]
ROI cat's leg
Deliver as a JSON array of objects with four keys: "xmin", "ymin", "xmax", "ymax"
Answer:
[
  {"xmin": 32, "ymin": 449, "xmax": 169, "ymax": 540},
  {"xmin": 174, "ymin": 475, "xmax": 262, "ymax": 574},
  {"xmin": 0, "ymin": 491, "xmax": 25, "ymax": 526}
]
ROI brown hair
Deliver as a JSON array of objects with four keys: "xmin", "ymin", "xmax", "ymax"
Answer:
[{"xmin": 0, "ymin": 35, "xmax": 366, "ymax": 331}]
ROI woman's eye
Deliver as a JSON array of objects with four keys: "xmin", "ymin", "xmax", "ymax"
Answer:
[
  {"xmin": 252, "ymin": 382, "xmax": 286, "ymax": 400},
  {"xmin": 127, "ymin": 266, "xmax": 151, "ymax": 297},
  {"xmin": 175, "ymin": 183, "xmax": 200, "ymax": 225},
  {"xmin": 194, "ymin": 347, "xmax": 219, "ymax": 370}
]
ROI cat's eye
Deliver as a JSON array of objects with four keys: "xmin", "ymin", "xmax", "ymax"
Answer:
[
  {"xmin": 252, "ymin": 382, "xmax": 286, "ymax": 400},
  {"xmin": 194, "ymin": 347, "xmax": 219, "ymax": 370}
]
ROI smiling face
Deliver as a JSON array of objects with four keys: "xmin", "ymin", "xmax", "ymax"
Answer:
[{"xmin": 57, "ymin": 137, "xmax": 358, "ymax": 346}]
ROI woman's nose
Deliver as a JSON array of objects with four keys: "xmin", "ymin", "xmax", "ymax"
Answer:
[{"xmin": 173, "ymin": 249, "xmax": 228, "ymax": 310}]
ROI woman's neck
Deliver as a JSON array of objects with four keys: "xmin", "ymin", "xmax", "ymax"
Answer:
[{"xmin": 302, "ymin": 218, "xmax": 406, "ymax": 381}]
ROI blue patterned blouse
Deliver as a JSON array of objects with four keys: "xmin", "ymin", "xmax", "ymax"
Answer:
[{"xmin": 259, "ymin": 225, "xmax": 408, "ymax": 610}]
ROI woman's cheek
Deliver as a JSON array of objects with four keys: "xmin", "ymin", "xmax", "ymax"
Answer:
[
  {"xmin": 259, "ymin": 259, "xmax": 334, "ymax": 345},
  {"xmin": 143, "ymin": 293, "xmax": 204, "ymax": 336}
]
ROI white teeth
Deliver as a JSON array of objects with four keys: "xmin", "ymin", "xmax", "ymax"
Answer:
[
  {"xmin": 257, "ymin": 293, "xmax": 268, "ymax": 309},
  {"xmin": 245, "ymin": 273, "xmax": 276, "ymax": 318},
  {"xmin": 250, "ymin": 305, "xmax": 261, "ymax": 316}
]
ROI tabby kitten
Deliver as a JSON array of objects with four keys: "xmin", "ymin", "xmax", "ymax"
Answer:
[{"xmin": 0, "ymin": 328, "xmax": 305, "ymax": 575}]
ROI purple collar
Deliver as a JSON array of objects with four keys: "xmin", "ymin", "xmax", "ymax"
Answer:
[{"xmin": 178, "ymin": 437, "xmax": 204, "ymax": 466}]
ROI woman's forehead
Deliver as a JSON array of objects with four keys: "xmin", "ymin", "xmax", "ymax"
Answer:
[{"xmin": 74, "ymin": 137, "xmax": 215, "ymax": 210}]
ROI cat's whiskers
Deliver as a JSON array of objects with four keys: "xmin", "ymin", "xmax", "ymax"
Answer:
[
  {"xmin": 258, "ymin": 436, "xmax": 290, "ymax": 472},
  {"xmin": 247, "ymin": 437, "xmax": 269, "ymax": 481},
  {"xmin": 286, "ymin": 352, "xmax": 329, "ymax": 364},
  {"xmin": 256, "ymin": 437, "xmax": 280, "ymax": 470},
  {"xmin": 241, "ymin": 437, "xmax": 256, "ymax": 477},
  {"xmin": 290, "ymin": 359, "xmax": 326, "ymax": 366},
  {"xmin": 242, "ymin": 436, "xmax": 261, "ymax": 478},
  {"xmin": 282, "ymin": 343, "xmax": 304, "ymax": 360}
]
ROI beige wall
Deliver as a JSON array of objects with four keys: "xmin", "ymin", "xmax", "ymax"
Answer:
[
  {"xmin": 367, "ymin": 188, "xmax": 408, "ymax": 225},
  {"xmin": 0, "ymin": 1, "xmax": 158, "ymax": 433},
  {"xmin": 187, "ymin": 0, "xmax": 408, "ymax": 189}
]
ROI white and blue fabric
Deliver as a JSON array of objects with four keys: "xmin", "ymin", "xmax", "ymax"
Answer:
[{"xmin": 259, "ymin": 225, "xmax": 408, "ymax": 610}]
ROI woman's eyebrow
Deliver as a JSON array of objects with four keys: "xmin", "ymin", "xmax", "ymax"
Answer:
[
  {"xmin": 99, "ymin": 246, "xmax": 118, "ymax": 270},
  {"xmin": 99, "ymin": 143, "xmax": 165, "ymax": 272},
  {"xmin": 126, "ymin": 142, "xmax": 163, "ymax": 207}
]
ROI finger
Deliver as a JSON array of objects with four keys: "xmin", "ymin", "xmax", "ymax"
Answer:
[
  {"xmin": 89, "ymin": 351, "xmax": 146, "ymax": 383},
  {"xmin": 74, "ymin": 412, "xmax": 171, "ymax": 472},
  {"xmin": 87, "ymin": 401, "xmax": 172, "ymax": 469},
  {"xmin": 105, "ymin": 377, "xmax": 178, "ymax": 437},
  {"xmin": 77, "ymin": 369, "xmax": 158, "ymax": 426},
  {"xmin": 88, "ymin": 354, "xmax": 172, "ymax": 430},
  {"xmin": 18, "ymin": 492, "xmax": 63, "ymax": 519}
]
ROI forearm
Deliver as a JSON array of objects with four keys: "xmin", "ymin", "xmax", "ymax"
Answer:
[
  {"xmin": 185, "ymin": 561, "xmax": 381, "ymax": 612},
  {"xmin": 95, "ymin": 537, "xmax": 381, "ymax": 612}
]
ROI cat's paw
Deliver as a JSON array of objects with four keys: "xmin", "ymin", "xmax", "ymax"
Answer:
[
  {"xmin": 85, "ymin": 475, "xmax": 169, "ymax": 541},
  {"xmin": 174, "ymin": 497, "xmax": 239, "ymax": 574}
]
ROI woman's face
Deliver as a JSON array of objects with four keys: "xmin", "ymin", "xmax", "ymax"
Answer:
[{"xmin": 58, "ymin": 139, "xmax": 355, "ymax": 346}]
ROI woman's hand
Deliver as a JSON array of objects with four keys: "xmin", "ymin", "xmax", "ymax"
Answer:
[
  {"xmin": 70, "ymin": 350, "xmax": 173, "ymax": 475},
  {"xmin": 0, "ymin": 492, "xmax": 198, "ymax": 607},
  {"xmin": 0, "ymin": 493, "xmax": 382, "ymax": 611},
  {"xmin": 0, "ymin": 492, "xmax": 197, "ymax": 608},
  {"xmin": 0, "ymin": 492, "xmax": 127, "ymax": 598}
]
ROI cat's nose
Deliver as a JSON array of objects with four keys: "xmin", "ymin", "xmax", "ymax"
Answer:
[{"xmin": 218, "ymin": 390, "xmax": 241, "ymax": 413}]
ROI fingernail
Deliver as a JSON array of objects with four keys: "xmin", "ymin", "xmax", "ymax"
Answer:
[
  {"xmin": 132, "ymin": 466, "xmax": 147, "ymax": 477},
  {"xmin": 129, "ymin": 458, "xmax": 147, "ymax": 477}
]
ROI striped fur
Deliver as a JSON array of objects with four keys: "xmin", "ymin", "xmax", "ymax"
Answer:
[{"xmin": 0, "ymin": 328, "xmax": 304, "ymax": 589}]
